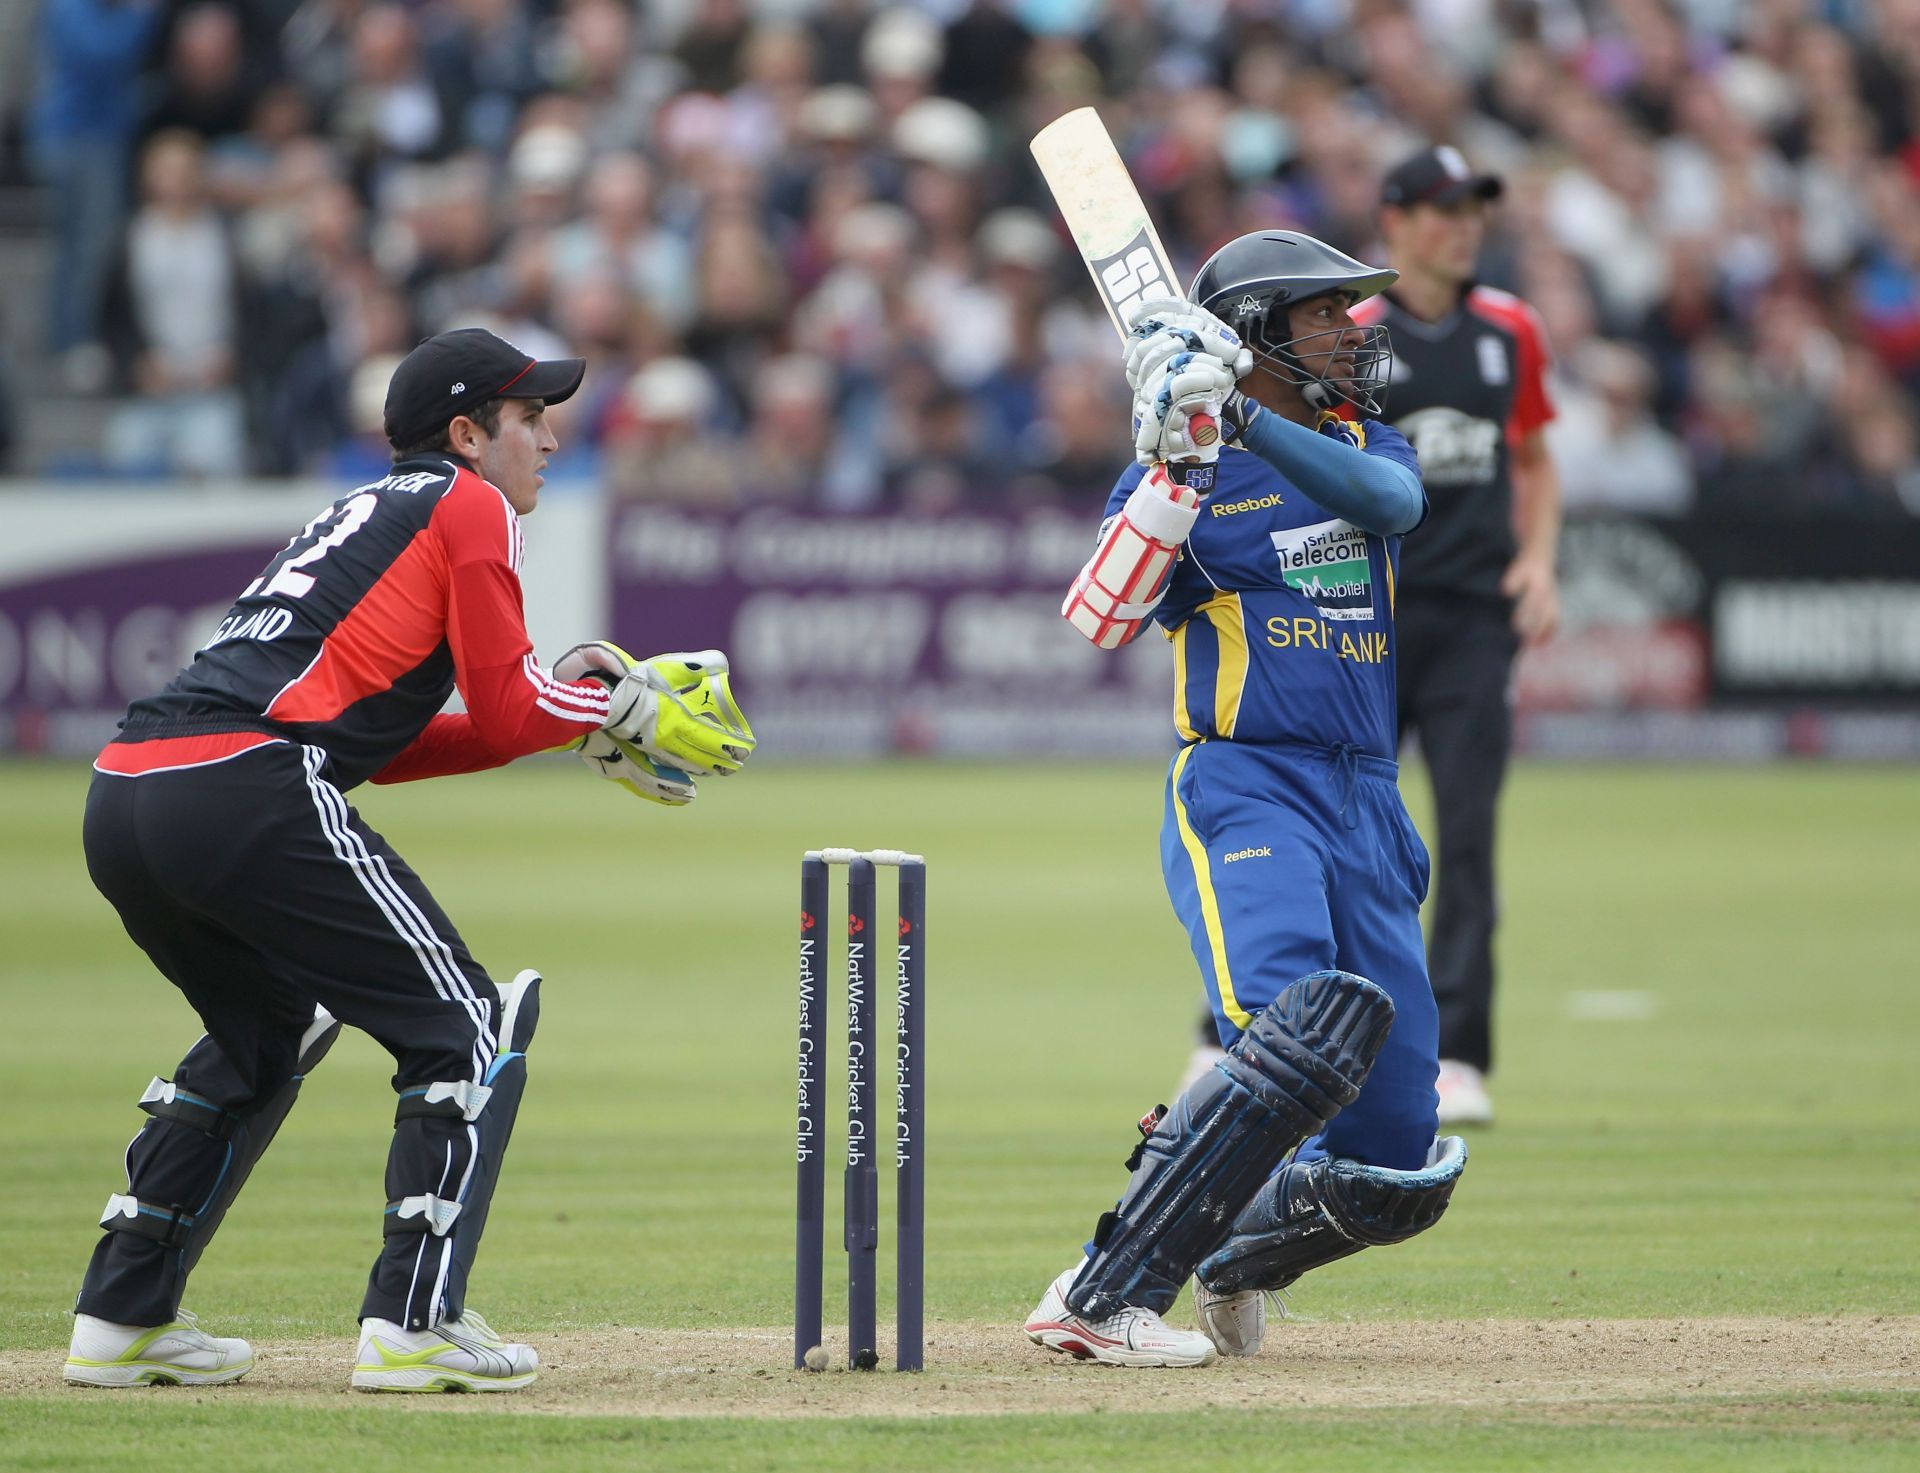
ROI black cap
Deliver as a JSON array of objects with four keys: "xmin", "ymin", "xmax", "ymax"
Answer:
[
  {"xmin": 1380, "ymin": 146, "xmax": 1504, "ymax": 208},
  {"xmin": 383, "ymin": 328, "xmax": 585, "ymax": 450}
]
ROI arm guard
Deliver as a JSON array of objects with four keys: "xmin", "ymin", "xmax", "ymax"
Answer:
[{"xmin": 1061, "ymin": 467, "xmax": 1202, "ymax": 650}]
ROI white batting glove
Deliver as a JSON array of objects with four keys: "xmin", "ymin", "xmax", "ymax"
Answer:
[
  {"xmin": 1132, "ymin": 354, "xmax": 1239, "ymax": 467},
  {"xmin": 1123, "ymin": 298, "xmax": 1254, "ymax": 397}
]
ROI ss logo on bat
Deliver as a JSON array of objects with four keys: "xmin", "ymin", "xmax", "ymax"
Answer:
[{"xmin": 1101, "ymin": 245, "xmax": 1167, "ymax": 320}]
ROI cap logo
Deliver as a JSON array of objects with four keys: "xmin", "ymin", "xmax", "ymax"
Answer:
[
  {"xmin": 450, "ymin": 382, "xmax": 465, "ymax": 394},
  {"xmin": 1437, "ymin": 146, "xmax": 1471, "ymax": 180},
  {"xmin": 1235, "ymin": 295, "xmax": 1262, "ymax": 318}
]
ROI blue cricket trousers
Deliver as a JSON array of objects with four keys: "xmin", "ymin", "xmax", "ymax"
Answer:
[{"xmin": 1162, "ymin": 738, "xmax": 1439, "ymax": 1170}]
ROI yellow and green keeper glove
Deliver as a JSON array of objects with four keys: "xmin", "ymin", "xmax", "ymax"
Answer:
[
  {"xmin": 573, "ymin": 728, "xmax": 698, "ymax": 806},
  {"xmin": 553, "ymin": 641, "xmax": 756, "ymax": 805}
]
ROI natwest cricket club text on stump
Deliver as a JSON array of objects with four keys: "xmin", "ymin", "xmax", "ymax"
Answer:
[{"xmin": 795, "ymin": 848, "xmax": 926, "ymax": 1372}]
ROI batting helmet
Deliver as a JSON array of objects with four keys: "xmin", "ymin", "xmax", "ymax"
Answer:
[{"xmin": 1189, "ymin": 231, "xmax": 1398, "ymax": 414}]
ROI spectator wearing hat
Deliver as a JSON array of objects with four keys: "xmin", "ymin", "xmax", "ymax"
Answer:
[{"xmin": 605, "ymin": 356, "xmax": 739, "ymax": 503}]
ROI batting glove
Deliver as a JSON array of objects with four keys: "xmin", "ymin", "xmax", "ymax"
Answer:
[
  {"xmin": 604, "ymin": 648, "xmax": 757, "ymax": 778},
  {"xmin": 1123, "ymin": 298, "xmax": 1253, "ymax": 397},
  {"xmin": 1133, "ymin": 354, "xmax": 1243, "ymax": 467}
]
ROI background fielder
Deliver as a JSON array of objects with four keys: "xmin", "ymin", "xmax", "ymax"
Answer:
[{"xmin": 1354, "ymin": 147, "xmax": 1563, "ymax": 1127}]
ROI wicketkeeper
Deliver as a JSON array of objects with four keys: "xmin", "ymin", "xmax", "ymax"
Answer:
[{"xmin": 64, "ymin": 328, "xmax": 755, "ymax": 1392}]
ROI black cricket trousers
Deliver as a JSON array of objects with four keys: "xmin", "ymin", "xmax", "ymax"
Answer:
[
  {"xmin": 78, "ymin": 736, "xmax": 505, "ymax": 1329},
  {"xmin": 1395, "ymin": 594, "xmax": 1519, "ymax": 1074}
]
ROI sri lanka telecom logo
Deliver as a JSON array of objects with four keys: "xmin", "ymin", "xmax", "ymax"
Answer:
[{"xmin": 1270, "ymin": 520, "xmax": 1375, "ymax": 620}]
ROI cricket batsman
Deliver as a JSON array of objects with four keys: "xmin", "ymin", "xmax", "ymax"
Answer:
[
  {"xmin": 1025, "ymin": 233, "xmax": 1468, "ymax": 1366},
  {"xmin": 63, "ymin": 328, "xmax": 754, "ymax": 1392}
]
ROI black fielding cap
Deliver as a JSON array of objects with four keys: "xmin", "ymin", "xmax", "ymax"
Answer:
[
  {"xmin": 384, "ymin": 327, "xmax": 585, "ymax": 450},
  {"xmin": 1381, "ymin": 145, "xmax": 1504, "ymax": 208}
]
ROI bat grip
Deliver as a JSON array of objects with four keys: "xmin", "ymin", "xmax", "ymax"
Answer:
[{"xmin": 1186, "ymin": 410, "xmax": 1220, "ymax": 450}]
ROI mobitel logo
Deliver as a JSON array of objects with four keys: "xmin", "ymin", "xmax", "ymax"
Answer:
[{"xmin": 1271, "ymin": 519, "xmax": 1375, "ymax": 622}]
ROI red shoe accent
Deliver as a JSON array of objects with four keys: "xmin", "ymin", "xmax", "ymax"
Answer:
[{"xmin": 1030, "ymin": 1318, "xmax": 1124, "ymax": 1349}]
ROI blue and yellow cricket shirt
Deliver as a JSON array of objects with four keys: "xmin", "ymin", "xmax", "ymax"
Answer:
[{"xmin": 1104, "ymin": 417, "xmax": 1423, "ymax": 761}]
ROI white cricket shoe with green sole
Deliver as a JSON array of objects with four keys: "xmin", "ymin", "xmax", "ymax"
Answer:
[
  {"xmin": 64, "ymin": 1310, "xmax": 254, "ymax": 1387},
  {"xmin": 352, "ymin": 1311, "xmax": 539, "ymax": 1392}
]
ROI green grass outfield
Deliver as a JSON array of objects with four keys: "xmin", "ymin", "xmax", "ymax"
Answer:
[{"xmin": 1, "ymin": 757, "xmax": 1916, "ymax": 1470}]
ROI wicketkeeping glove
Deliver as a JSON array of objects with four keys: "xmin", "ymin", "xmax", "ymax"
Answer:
[
  {"xmin": 603, "ymin": 647, "xmax": 757, "ymax": 777},
  {"xmin": 1123, "ymin": 298, "xmax": 1254, "ymax": 397},
  {"xmin": 552, "ymin": 639, "xmax": 634, "ymax": 689},
  {"xmin": 576, "ymin": 729, "xmax": 698, "ymax": 806}
]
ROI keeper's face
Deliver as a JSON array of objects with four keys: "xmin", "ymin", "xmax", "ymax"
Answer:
[{"xmin": 471, "ymin": 400, "xmax": 557, "ymax": 515}]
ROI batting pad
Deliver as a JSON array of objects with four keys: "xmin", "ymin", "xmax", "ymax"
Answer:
[
  {"xmin": 1199, "ymin": 1133, "xmax": 1468, "ymax": 1293},
  {"xmin": 1066, "ymin": 970, "xmax": 1394, "ymax": 1320}
]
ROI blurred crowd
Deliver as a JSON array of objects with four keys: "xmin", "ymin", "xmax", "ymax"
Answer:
[{"xmin": 18, "ymin": 0, "xmax": 1920, "ymax": 515}]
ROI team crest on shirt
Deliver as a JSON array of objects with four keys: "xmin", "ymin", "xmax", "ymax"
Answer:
[
  {"xmin": 1270, "ymin": 519, "xmax": 1375, "ymax": 621},
  {"xmin": 1475, "ymin": 335, "xmax": 1509, "ymax": 384}
]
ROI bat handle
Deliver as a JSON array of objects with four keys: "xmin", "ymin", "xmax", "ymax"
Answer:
[{"xmin": 1155, "ymin": 410, "xmax": 1220, "ymax": 471}]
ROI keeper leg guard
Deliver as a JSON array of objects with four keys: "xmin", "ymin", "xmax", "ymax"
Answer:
[
  {"xmin": 362, "ymin": 970, "xmax": 540, "ymax": 1330},
  {"xmin": 1064, "ymin": 970, "xmax": 1394, "ymax": 1321},
  {"xmin": 77, "ymin": 1005, "xmax": 341, "ymax": 1326},
  {"xmin": 1197, "ymin": 1134, "xmax": 1468, "ymax": 1294}
]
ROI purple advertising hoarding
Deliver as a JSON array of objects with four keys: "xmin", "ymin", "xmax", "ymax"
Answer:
[
  {"xmin": 607, "ymin": 504, "xmax": 1176, "ymax": 759},
  {"xmin": 0, "ymin": 544, "xmax": 284, "ymax": 756}
]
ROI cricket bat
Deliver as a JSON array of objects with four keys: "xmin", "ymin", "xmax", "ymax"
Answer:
[{"xmin": 1029, "ymin": 106, "xmax": 1217, "ymax": 448}]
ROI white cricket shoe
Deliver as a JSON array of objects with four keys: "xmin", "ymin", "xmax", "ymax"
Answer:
[
  {"xmin": 64, "ymin": 1309, "xmax": 254, "ymax": 1387},
  {"xmin": 1193, "ymin": 1283, "xmax": 1266, "ymax": 1357},
  {"xmin": 1434, "ymin": 1060, "xmax": 1494, "ymax": 1127},
  {"xmin": 352, "ymin": 1310, "xmax": 539, "ymax": 1392},
  {"xmin": 1024, "ymin": 1262, "xmax": 1217, "ymax": 1367}
]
